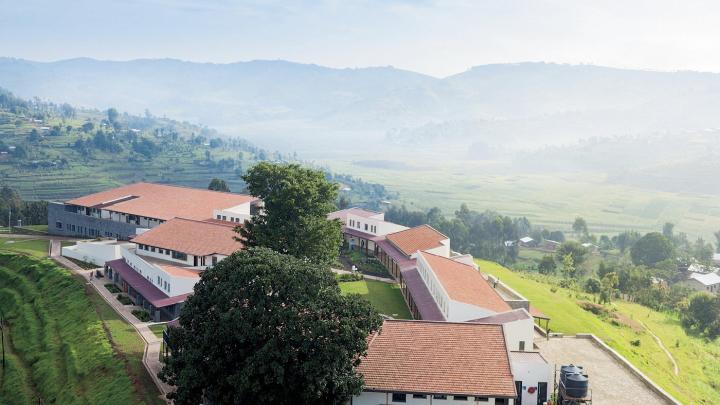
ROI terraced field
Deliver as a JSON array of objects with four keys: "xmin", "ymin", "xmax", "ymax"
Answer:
[{"xmin": 0, "ymin": 254, "xmax": 163, "ymax": 404}]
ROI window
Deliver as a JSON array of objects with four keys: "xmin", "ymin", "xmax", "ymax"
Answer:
[
  {"xmin": 495, "ymin": 399, "xmax": 506, "ymax": 405},
  {"xmin": 475, "ymin": 398, "xmax": 489, "ymax": 402},
  {"xmin": 222, "ymin": 215, "xmax": 227, "ymax": 221},
  {"xmin": 391, "ymin": 393, "xmax": 406, "ymax": 403},
  {"xmin": 519, "ymin": 341, "xmax": 525, "ymax": 351},
  {"xmin": 412, "ymin": 394, "xmax": 427, "ymax": 399},
  {"xmin": 172, "ymin": 251, "xmax": 188, "ymax": 261},
  {"xmin": 55, "ymin": 221, "xmax": 63, "ymax": 229},
  {"xmin": 230, "ymin": 217, "xmax": 235, "ymax": 222},
  {"xmin": 217, "ymin": 214, "xmax": 221, "ymax": 220},
  {"xmin": 364, "ymin": 223, "xmax": 368, "ymax": 231},
  {"xmin": 151, "ymin": 247, "xmax": 156, "ymax": 252},
  {"xmin": 212, "ymin": 256, "xmax": 218, "ymax": 266},
  {"xmin": 159, "ymin": 248, "xmax": 164, "ymax": 254},
  {"xmin": 157, "ymin": 276, "xmax": 161, "ymax": 285},
  {"xmin": 453, "ymin": 396, "xmax": 468, "ymax": 401},
  {"xmin": 433, "ymin": 395, "xmax": 447, "ymax": 400}
]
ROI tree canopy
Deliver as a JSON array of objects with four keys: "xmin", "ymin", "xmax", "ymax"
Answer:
[
  {"xmin": 207, "ymin": 177, "xmax": 230, "ymax": 192},
  {"xmin": 556, "ymin": 241, "xmax": 589, "ymax": 267},
  {"xmin": 630, "ymin": 232, "xmax": 674, "ymax": 267},
  {"xmin": 160, "ymin": 247, "xmax": 382, "ymax": 404},
  {"xmin": 238, "ymin": 162, "xmax": 343, "ymax": 267}
]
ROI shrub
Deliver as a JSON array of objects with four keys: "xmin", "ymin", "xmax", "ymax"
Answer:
[
  {"xmin": 132, "ymin": 309, "xmax": 151, "ymax": 322},
  {"xmin": 104, "ymin": 283, "xmax": 121, "ymax": 293},
  {"xmin": 550, "ymin": 286, "xmax": 558, "ymax": 293},
  {"xmin": 116, "ymin": 294, "xmax": 132, "ymax": 305},
  {"xmin": 630, "ymin": 339, "xmax": 641, "ymax": 347},
  {"xmin": 336, "ymin": 272, "xmax": 363, "ymax": 282}
]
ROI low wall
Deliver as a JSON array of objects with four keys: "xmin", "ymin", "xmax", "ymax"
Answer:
[
  {"xmin": 487, "ymin": 274, "xmax": 530, "ymax": 310},
  {"xmin": 62, "ymin": 240, "xmax": 129, "ymax": 266},
  {"xmin": 573, "ymin": 334, "xmax": 681, "ymax": 405}
]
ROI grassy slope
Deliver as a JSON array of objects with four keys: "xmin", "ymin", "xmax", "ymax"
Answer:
[
  {"xmin": 478, "ymin": 259, "xmax": 720, "ymax": 405},
  {"xmin": 0, "ymin": 238, "xmax": 49, "ymax": 258},
  {"xmin": 0, "ymin": 254, "xmax": 163, "ymax": 405},
  {"xmin": 324, "ymin": 156, "xmax": 720, "ymax": 240},
  {"xmin": 339, "ymin": 279, "xmax": 412, "ymax": 319}
]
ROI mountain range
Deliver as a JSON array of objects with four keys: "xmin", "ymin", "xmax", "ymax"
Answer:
[{"xmin": 3, "ymin": 58, "xmax": 720, "ymax": 155}]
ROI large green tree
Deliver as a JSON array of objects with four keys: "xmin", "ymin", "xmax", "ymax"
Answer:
[
  {"xmin": 630, "ymin": 232, "xmax": 674, "ymax": 267},
  {"xmin": 160, "ymin": 247, "xmax": 382, "ymax": 404},
  {"xmin": 238, "ymin": 162, "xmax": 343, "ymax": 266},
  {"xmin": 556, "ymin": 241, "xmax": 589, "ymax": 267}
]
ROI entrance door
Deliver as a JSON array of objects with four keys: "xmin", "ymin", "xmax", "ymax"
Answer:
[
  {"xmin": 537, "ymin": 382, "xmax": 547, "ymax": 405},
  {"xmin": 515, "ymin": 381, "xmax": 523, "ymax": 405}
]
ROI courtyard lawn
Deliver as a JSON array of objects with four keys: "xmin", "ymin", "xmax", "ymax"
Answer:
[
  {"xmin": 149, "ymin": 324, "xmax": 167, "ymax": 338},
  {"xmin": 339, "ymin": 279, "xmax": 412, "ymax": 319},
  {"xmin": 478, "ymin": 259, "xmax": 720, "ymax": 405},
  {"xmin": 0, "ymin": 238, "xmax": 49, "ymax": 258}
]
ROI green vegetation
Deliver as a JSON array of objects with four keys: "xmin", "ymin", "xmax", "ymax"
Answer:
[
  {"xmin": 104, "ymin": 283, "xmax": 121, "ymax": 294},
  {"xmin": 149, "ymin": 324, "xmax": 166, "ymax": 339},
  {"xmin": 339, "ymin": 279, "xmax": 412, "ymax": 319},
  {"xmin": 341, "ymin": 250, "xmax": 390, "ymax": 278},
  {"xmin": 117, "ymin": 294, "xmax": 133, "ymax": 305},
  {"xmin": 324, "ymin": 156, "xmax": 720, "ymax": 241},
  {"xmin": 478, "ymin": 259, "xmax": 720, "ymax": 405},
  {"xmin": 132, "ymin": 309, "xmax": 151, "ymax": 322},
  {"xmin": 65, "ymin": 256, "xmax": 98, "ymax": 270},
  {"xmin": 0, "ymin": 237, "xmax": 48, "ymax": 258},
  {"xmin": 0, "ymin": 253, "xmax": 162, "ymax": 404}
]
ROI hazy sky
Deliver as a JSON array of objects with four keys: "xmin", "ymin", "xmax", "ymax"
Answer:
[{"xmin": 1, "ymin": 0, "xmax": 719, "ymax": 77}]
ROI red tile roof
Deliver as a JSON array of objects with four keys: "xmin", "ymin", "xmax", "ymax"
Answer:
[
  {"xmin": 131, "ymin": 218, "xmax": 242, "ymax": 256},
  {"xmin": 400, "ymin": 268, "xmax": 446, "ymax": 321},
  {"xmin": 359, "ymin": 320, "xmax": 516, "ymax": 397},
  {"xmin": 66, "ymin": 182, "xmax": 256, "ymax": 221},
  {"xmin": 419, "ymin": 252, "xmax": 512, "ymax": 313},
  {"xmin": 386, "ymin": 224, "xmax": 448, "ymax": 257}
]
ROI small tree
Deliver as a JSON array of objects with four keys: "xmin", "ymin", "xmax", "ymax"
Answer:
[
  {"xmin": 160, "ymin": 247, "xmax": 382, "ymax": 404},
  {"xmin": 630, "ymin": 232, "xmax": 674, "ymax": 267},
  {"xmin": 599, "ymin": 272, "xmax": 619, "ymax": 304},
  {"xmin": 556, "ymin": 241, "xmax": 589, "ymax": 267},
  {"xmin": 584, "ymin": 277, "xmax": 601, "ymax": 294},
  {"xmin": 561, "ymin": 253, "xmax": 576, "ymax": 278},
  {"xmin": 572, "ymin": 217, "xmax": 588, "ymax": 236},
  {"xmin": 538, "ymin": 255, "xmax": 557, "ymax": 275},
  {"xmin": 207, "ymin": 178, "xmax": 230, "ymax": 192}
]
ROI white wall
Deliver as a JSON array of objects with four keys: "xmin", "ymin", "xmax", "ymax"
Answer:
[
  {"xmin": 447, "ymin": 299, "xmax": 497, "ymax": 322},
  {"xmin": 62, "ymin": 240, "xmax": 131, "ymax": 266},
  {"xmin": 511, "ymin": 359, "xmax": 552, "ymax": 405},
  {"xmin": 501, "ymin": 317, "xmax": 535, "ymax": 352},
  {"xmin": 422, "ymin": 239, "xmax": 451, "ymax": 258},
  {"xmin": 416, "ymin": 254, "xmax": 451, "ymax": 318},
  {"xmin": 213, "ymin": 202, "xmax": 252, "ymax": 224},
  {"xmin": 136, "ymin": 246, "xmax": 194, "ymax": 266},
  {"xmin": 121, "ymin": 248, "xmax": 198, "ymax": 296},
  {"xmin": 351, "ymin": 391, "xmax": 511, "ymax": 405},
  {"xmin": 346, "ymin": 213, "xmax": 408, "ymax": 237}
]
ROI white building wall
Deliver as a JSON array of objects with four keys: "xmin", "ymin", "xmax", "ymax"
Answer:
[
  {"xmin": 136, "ymin": 246, "xmax": 195, "ymax": 266},
  {"xmin": 416, "ymin": 254, "xmax": 452, "ymax": 318},
  {"xmin": 447, "ymin": 299, "xmax": 496, "ymax": 322},
  {"xmin": 62, "ymin": 239, "xmax": 132, "ymax": 266},
  {"xmin": 351, "ymin": 392, "xmax": 511, "ymax": 405},
  {"xmin": 346, "ymin": 213, "xmax": 408, "ymax": 237},
  {"xmin": 423, "ymin": 239, "xmax": 451, "ymax": 258},
  {"xmin": 511, "ymin": 359, "xmax": 552, "ymax": 405},
  {"xmin": 121, "ymin": 248, "xmax": 198, "ymax": 296},
  {"xmin": 501, "ymin": 318, "xmax": 536, "ymax": 352}
]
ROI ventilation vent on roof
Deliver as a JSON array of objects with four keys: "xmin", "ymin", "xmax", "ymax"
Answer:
[{"xmin": 95, "ymin": 195, "xmax": 139, "ymax": 207}]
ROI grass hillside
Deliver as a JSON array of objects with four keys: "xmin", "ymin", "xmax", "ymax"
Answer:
[
  {"xmin": 0, "ymin": 88, "xmax": 388, "ymax": 206},
  {"xmin": 478, "ymin": 259, "xmax": 720, "ymax": 405},
  {"xmin": 0, "ymin": 254, "xmax": 163, "ymax": 404}
]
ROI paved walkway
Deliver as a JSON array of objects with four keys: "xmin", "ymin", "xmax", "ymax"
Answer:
[
  {"xmin": 49, "ymin": 240, "xmax": 172, "ymax": 401},
  {"xmin": 535, "ymin": 334, "xmax": 673, "ymax": 404}
]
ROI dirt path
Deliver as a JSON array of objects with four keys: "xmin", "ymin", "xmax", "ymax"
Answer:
[{"xmin": 641, "ymin": 321, "xmax": 680, "ymax": 376}]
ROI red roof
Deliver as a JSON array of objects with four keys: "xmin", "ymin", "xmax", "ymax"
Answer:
[
  {"xmin": 359, "ymin": 320, "xmax": 516, "ymax": 397},
  {"xmin": 131, "ymin": 218, "xmax": 242, "ymax": 256},
  {"xmin": 66, "ymin": 182, "xmax": 256, "ymax": 221},
  {"xmin": 419, "ymin": 252, "xmax": 511, "ymax": 313},
  {"xmin": 386, "ymin": 225, "xmax": 448, "ymax": 257}
]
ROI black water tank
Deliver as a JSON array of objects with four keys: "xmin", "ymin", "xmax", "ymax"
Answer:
[
  {"xmin": 560, "ymin": 364, "xmax": 583, "ymax": 384},
  {"xmin": 564, "ymin": 372, "xmax": 589, "ymax": 398}
]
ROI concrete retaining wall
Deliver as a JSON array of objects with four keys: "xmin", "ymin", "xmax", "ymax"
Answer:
[{"xmin": 573, "ymin": 334, "xmax": 681, "ymax": 405}]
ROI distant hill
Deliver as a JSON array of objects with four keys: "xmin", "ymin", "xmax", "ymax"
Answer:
[
  {"xmin": 3, "ymin": 58, "xmax": 720, "ymax": 153},
  {"xmin": 0, "ymin": 88, "xmax": 390, "ymax": 204}
]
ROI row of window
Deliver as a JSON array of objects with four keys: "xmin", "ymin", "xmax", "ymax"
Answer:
[
  {"xmin": 391, "ymin": 393, "xmax": 498, "ymax": 402},
  {"xmin": 55, "ymin": 221, "xmax": 121, "ymax": 239},
  {"xmin": 348, "ymin": 219, "xmax": 377, "ymax": 234},
  {"xmin": 157, "ymin": 275, "xmax": 170, "ymax": 293},
  {"xmin": 216, "ymin": 214, "xmax": 242, "ymax": 223},
  {"xmin": 417, "ymin": 259, "xmax": 449, "ymax": 316},
  {"xmin": 137, "ymin": 244, "xmax": 188, "ymax": 261}
]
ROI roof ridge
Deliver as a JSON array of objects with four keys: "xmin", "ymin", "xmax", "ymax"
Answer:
[
  {"xmin": 419, "ymin": 250, "xmax": 475, "ymax": 267},
  {"xmin": 170, "ymin": 217, "xmax": 238, "ymax": 228},
  {"xmin": 384, "ymin": 319, "xmax": 503, "ymax": 327}
]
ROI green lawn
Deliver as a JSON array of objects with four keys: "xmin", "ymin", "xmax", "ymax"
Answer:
[
  {"xmin": 0, "ymin": 253, "xmax": 164, "ymax": 405},
  {"xmin": 339, "ymin": 279, "xmax": 412, "ymax": 319},
  {"xmin": 478, "ymin": 259, "xmax": 720, "ymax": 405},
  {"xmin": 148, "ymin": 324, "xmax": 167, "ymax": 339},
  {"xmin": 0, "ymin": 238, "xmax": 49, "ymax": 258}
]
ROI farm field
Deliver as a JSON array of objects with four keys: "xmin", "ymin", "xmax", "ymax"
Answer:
[
  {"xmin": 339, "ymin": 279, "xmax": 412, "ymax": 319},
  {"xmin": 478, "ymin": 259, "xmax": 720, "ymax": 405},
  {"xmin": 0, "ymin": 253, "xmax": 163, "ymax": 405},
  {"xmin": 323, "ymin": 155, "xmax": 720, "ymax": 240}
]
